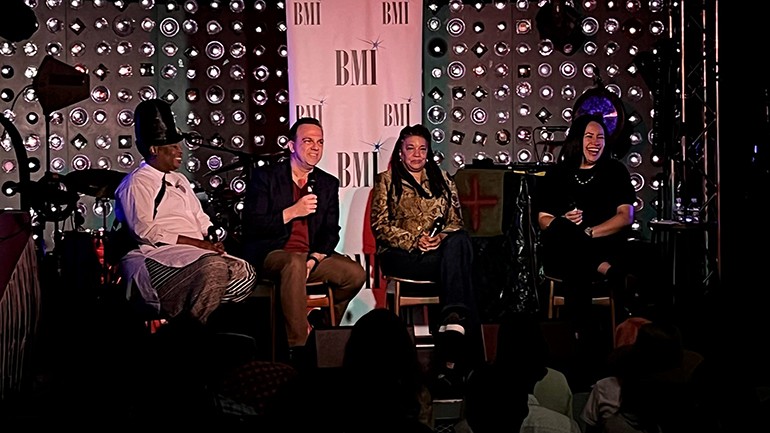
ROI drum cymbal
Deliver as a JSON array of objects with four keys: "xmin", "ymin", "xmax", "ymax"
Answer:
[{"xmin": 63, "ymin": 169, "xmax": 127, "ymax": 199}]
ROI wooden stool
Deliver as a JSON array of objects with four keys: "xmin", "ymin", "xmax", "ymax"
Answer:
[{"xmin": 545, "ymin": 274, "xmax": 616, "ymax": 347}]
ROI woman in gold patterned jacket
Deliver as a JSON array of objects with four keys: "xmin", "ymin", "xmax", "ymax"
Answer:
[{"xmin": 370, "ymin": 124, "xmax": 481, "ymax": 395}]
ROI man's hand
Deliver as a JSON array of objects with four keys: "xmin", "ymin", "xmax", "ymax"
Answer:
[{"xmin": 292, "ymin": 193, "xmax": 318, "ymax": 218}]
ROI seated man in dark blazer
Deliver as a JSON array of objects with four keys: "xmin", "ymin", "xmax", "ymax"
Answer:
[{"xmin": 242, "ymin": 117, "xmax": 366, "ymax": 356}]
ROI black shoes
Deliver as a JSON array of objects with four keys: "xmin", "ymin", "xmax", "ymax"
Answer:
[
  {"xmin": 432, "ymin": 311, "xmax": 470, "ymax": 400},
  {"xmin": 307, "ymin": 307, "xmax": 330, "ymax": 330}
]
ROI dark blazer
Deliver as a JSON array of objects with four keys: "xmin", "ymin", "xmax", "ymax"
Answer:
[{"xmin": 242, "ymin": 158, "xmax": 341, "ymax": 269}]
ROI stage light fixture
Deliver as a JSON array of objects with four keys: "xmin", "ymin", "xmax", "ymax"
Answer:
[
  {"xmin": 26, "ymin": 112, "xmax": 39, "ymax": 125},
  {"xmin": 428, "ymin": 87, "xmax": 444, "ymax": 101},
  {"xmin": 0, "ymin": 43, "xmax": 15, "ymax": 56},
  {"xmin": 138, "ymin": 63, "xmax": 155, "ymax": 77},
  {"xmin": 23, "ymin": 42, "xmax": 38, "ymax": 57},
  {"xmin": 160, "ymin": 64, "xmax": 177, "ymax": 79},
  {"xmin": 450, "ymin": 131, "xmax": 465, "ymax": 145},
  {"xmin": 472, "ymin": 42, "xmax": 488, "ymax": 58},
  {"xmin": 621, "ymin": 18, "xmax": 642, "ymax": 39},
  {"xmin": 117, "ymin": 109, "xmax": 134, "ymax": 127},
  {"xmin": 230, "ymin": 0, "xmax": 244, "ymax": 12},
  {"xmin": 141, "ymin": 18, "xmax": 156, "ymax": 32},
  {"xmin": 471, "ymin": 108, "xmax": 488, "ymax": 125},
  {"xmin": 206, "ymin": 65, "xmax": 221, "ymax": 79},
  {"xmin": 47, "ymin": 17, "xmax": 63, "ymax": 33},
  {"xmin": 1, "ymin": 159, "xmax": 14, "ymax": 174},
  {"xmin": 24, "ymin": 134, "xmax": 40, "ymax": 152},
  {"xmin": 116, "ymin": 135, "xmax": 132, "ymax": 149},
  {"xmin": 516, "ymin": 149, "xmax": 532, "ymax": 163},
  {"xmin": 96, "ymin": 157, "xmax": 111, "ymax": 170},
  {"xmin": 72, "ymin": 154, "xmax": 91, "ymax": 170},
  {"xmin": 70, "ymin": 18, "xmax": 85, "ymax": 35},
  {"xmin": 231, "ymin": 135, "xmax": 244, "ymax": 148},
  {"xmin": 95, "ymin": 135, "xmax": 111, "ymax": 150},
  {"xmin": 69, "ymin": 108, "xmax": 88, "ymax": 127},
  {"xmin": 432, "ymin": 128, "xmax": 445, "ymax": 143},
  {"xmin": 493, "ymin": 41, "xmax": 510, "ymax": 57},
  {"xmin": 515, "ymin": 82, "xmax": 532, "ymax": 98},
  {"xmin": 535, "ymin": 108, "xmax": 552, "ymax": 124},
  {"xmin": 428, "ymin": 38, "xmax": 448, "ymax": 57},
  {"xmin": 558, "ymin": 61, "xmax": 577, "ymax": 78},
  {"xmin": 470, "ymin": 86, "xmax": 487, "ymax": 102},
  {"xmin": 447, "ymin": 18, "xmax": 465, "ymax": 36},
  {"xmin": 230, "ymin": 89, "xmax": 245, "ymax": 103},
  {"xmin": 46, "ymin": 42, "xmax": 63, "ymax": 56},
  {"xmin": 1, "ymin": 65, "xmax": 13, "ymax": 79},
  {"xmin": 428, "ymin": 105, "xmax": 447, "ymax": 124},
  {"xmin": 0, "ymin": 89, "xmax": 13, "ymax": 102},
  {"xmin": 93, "ymin": 109, "xmax": 108, "ymax": 124},
  {"xmin": 447, "ymin": 61, "xmax": 465, "ymax": 80},
  {"xmin": 117, "ymin": 153, "xmax": 134, "ymax": 168},
  {"xmin": 162, "ymin": 90, "xmax": 178, "ymax": 104},
  {"xmin": 210, "ymin": 110, "xmax": 225, "ymax": 126},
  {"xmin": 2, "ymin": 181, "xmax": 18, "ymax": 197},
  {"xmin": 450, "ymin": 107, "xmax": 466, "ymax": 123}
]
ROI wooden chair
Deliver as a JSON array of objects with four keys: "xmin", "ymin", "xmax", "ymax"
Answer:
[
  {"xmin": 384, "ymin": 276, "xmax": 440, "ymax": 343},
  {"xmin": 384, "ymin": 276, "xmax": 441, "ymax": 317},
  {"xmin": 256, "ymin": 279, "xmax": 336, "ymax": 361},
  {"xmin": 306, "ymin": 280, "xmax": 337, "ymax": 326},
  {"xmin": 544, "ymin": 274, "xmax": 616, "ymax": 346}
]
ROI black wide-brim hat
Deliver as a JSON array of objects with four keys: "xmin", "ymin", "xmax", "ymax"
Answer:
[{"xmin": 134, "ymin": 99, "xmax": 186, "ymax": 154}]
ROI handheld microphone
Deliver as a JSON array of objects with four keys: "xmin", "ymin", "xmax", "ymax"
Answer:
[
  {"xmin": 306, "ymin": 177, "xmax": 316, "ymax": 194},
  {"xmin": 428, "ymin": 215, "xmax": 446, "ymax": 237}
]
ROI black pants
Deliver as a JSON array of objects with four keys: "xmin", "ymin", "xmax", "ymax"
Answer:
[
  {"xmin": 541, "ymin": 218, "xmax": 633, "ymax": 323},
  {"xmin": 380, "ymin": 229, "xmax": 484, "ymax": 368},
  {"xmin": 379, "ymin": 230, "xmax": 479, "ymax": 323}
]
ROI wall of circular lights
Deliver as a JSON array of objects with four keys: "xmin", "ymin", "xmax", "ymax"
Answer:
[
  {"xmin": 423, "ymin": 0, "xmax": 667, "ymax": 239},
  {"xmin": 0, "ymin": 0, "xmax": 668, "ymax": 243},
  {"xmin": 0, "ymin": 0, "xmax": 289, "ymax": 245}
]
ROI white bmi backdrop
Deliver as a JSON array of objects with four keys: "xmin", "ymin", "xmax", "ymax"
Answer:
[{"xmin": 287, "ymin": 0, "xmax": 424, "ymax": 322}]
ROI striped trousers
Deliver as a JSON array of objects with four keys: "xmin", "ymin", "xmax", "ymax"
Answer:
[{"xmin": 145, "ymin": 253, "xmax": 256, "ymax": 323}]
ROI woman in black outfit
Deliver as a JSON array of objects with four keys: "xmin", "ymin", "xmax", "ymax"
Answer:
[{"xmin": 536, "ymin": 114, "xmax": 637, "ymax": 336}]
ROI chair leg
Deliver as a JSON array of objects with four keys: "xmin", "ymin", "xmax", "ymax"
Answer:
[
  {"xmin": 547, "ymin": 280, "xmax": 555, "ymax": 319},
  {"xmin": 394, "ymin": 281, "xmax": 401, "ymax": 317},
  {"xmin": 609, "ymin": 287, "xmax": 616, "ymax": 348},
  {"xmin": 327, "ymin": 285, "xmax": 336, "ymax": 326}
]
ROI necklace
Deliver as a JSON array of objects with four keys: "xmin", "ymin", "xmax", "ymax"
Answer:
[{"xmin": 575, "ymin": 172, "xmax": 595, "ymax": 185}]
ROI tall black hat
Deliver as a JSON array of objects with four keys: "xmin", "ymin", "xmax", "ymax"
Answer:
[{"xmin": 134, "ymin": 99, "xmax": 186, "ymax": 156}]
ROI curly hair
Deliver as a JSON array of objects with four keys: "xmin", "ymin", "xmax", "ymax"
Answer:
[{"xmin": 387, "ymin": 124, "xmax": 450, "ymax": 203}]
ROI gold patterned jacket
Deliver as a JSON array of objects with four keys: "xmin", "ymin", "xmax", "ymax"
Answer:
[{"xmin": 370, "ymin": 168, "xmax": 464, "ymax": 253}]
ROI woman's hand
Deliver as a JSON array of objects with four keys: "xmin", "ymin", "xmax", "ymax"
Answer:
[
  {"xmin": 563, "ymin": 208, "xmax": 583, "ymax": 226},
  {"xmin": 418, "ymin": 232, "xmax": 444, "ymax": 252}
]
